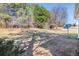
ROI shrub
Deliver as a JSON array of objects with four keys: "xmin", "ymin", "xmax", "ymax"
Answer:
[{"xmin": 0, "ymin": 38, "xmax": 25, "ymax": 56}]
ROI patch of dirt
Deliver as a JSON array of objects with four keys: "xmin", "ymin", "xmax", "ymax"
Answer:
[{"xmin": 33, "ymin": 47, "xmax": 52, "ymax": 56}]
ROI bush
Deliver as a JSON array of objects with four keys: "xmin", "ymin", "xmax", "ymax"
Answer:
[{"xmin": 0, "ymin": 38, "xmax": 25, "ymax": 56}]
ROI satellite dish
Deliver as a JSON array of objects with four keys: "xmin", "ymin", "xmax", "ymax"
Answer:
[
  {"xmin": 64, "ymin": 24, "xmax": 72, "ymax": 29},
  {"xmin": 64, "ymin": 24, "xmax": 72, "ymax": 36}
]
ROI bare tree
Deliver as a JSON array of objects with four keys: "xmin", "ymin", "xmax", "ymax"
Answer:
[{"xmin": 47, "ymin": 6, "xmax": 68, "ymax": 29}]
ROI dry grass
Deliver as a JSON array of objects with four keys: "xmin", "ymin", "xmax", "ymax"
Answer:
[
  {"xmin": 0, "ymin": 27, "xmax": 79, "ymax": 56},
  {"xmin": 9, "ymin": 29, "xmax": 79, "ymax": 56},
  {"xmin": 0, "ymin": 28, "xmax": 24, "ymax": 37},
  {"xmin": 0, "ymin": 27, "xmax": 77, "ymax": 37}
]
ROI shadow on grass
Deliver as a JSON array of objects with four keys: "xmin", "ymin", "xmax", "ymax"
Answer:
[
  {"xmin": 7, "ymin": 30, "xmax": 79, "ymax": 56},
  {"xmin": 26, "ymin": 33, "xmax": 36, "ymax": 56},
  {"xmin": 40, "ymin": 37, "xmax": 79, "ymax": 56}
]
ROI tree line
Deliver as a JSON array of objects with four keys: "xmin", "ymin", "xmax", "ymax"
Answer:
[{"xmin": 0, "ymin": 3, "xmax": 68, "ymax": 29}]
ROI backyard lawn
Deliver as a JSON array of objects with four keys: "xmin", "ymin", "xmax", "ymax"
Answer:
[{"xmin": 0, "ymin": 27, "xmax": 79, "ymax": 56}]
